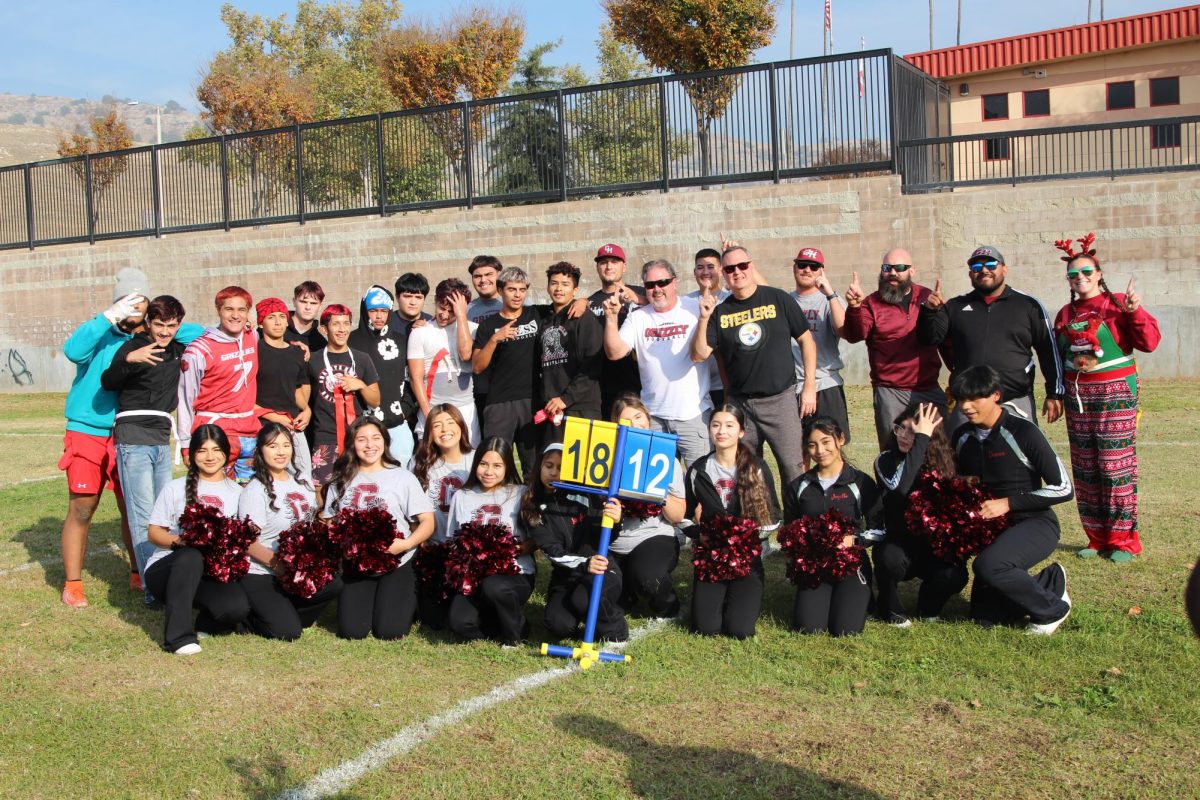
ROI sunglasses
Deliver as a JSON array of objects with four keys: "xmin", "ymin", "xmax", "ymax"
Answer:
[
  {"xmin": 1066, "ymin": 267, "xmax": 1096, "ymax": 279},
  {"xmin": 881, "ymin": 263, "xmax": 911, "ymax": 273},
  {"xmin": 722, "ymin": 261, "xmax": 752, "ymax": 275},
  {"xmin": 793, "ymin": 261, "xmax": 822, "ymax": 272},
  {"xmin": 644, "ymin": 277, "xmax": 675, "ymax": 289},
  {"xmin": 968, "ymin": 259, "xmax": 1000, "ymax": 272}
]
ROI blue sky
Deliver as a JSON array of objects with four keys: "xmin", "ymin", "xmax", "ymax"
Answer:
[{"xmin": 0, "ymin": 0, "xmax": 1177, "ymax": 110}]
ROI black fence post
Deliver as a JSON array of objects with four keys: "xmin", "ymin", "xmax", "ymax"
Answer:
[
  {"xmin": 295, "ymin": 124, "xmax": 305, "ymax": 225},
  {"xmin": 556, "ymin": 89, "xmax": 568, "ymax": 203},
  {"xmin": 768, "ymin": 64, "xmax": 781, "ymax": 184},
  {"xmin": 84, "ymin": 155, "xmax": 95, "ymax": 245},
  {"xmin": 462, "ymin": 101, "xmax": 474, "ymax": 210},
  {"xmin": 658, "ymin": 77, "xmax": 670, "ymax": 193},
  {"xmin": 150, "ymin": 145, "xmax": 162, "ymax": 238},
  {"xmin": 220, "ymin": 136, "xmax": 231, "ymax": 232},
  {"xmin": 886, "ymin": 53, "xmax": 901, "ymax": 180},
  {"xmin": 376, "ymin": 113, "xmax": 386, "ymax": 216},
  {"xmin": 23, "ymin": 164, "xmax": 34, "ymax": 250}
]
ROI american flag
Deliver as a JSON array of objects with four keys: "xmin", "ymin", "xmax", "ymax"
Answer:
[
  {"xmin": 824, "ymin": 0, "xmax": 832, "ymax": 51},
  {"xmin": 858, "ymin": 36, "xmax": 865, "ymax": 97}
]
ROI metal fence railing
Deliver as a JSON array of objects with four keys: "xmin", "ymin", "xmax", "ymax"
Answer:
[
  {"xmin": 898, "ymin": 114, "xmax": 1200, "ymax": 192},
  {"xmin": 1, "ymin": 50, "xmax": 945, "ymax": 251}
]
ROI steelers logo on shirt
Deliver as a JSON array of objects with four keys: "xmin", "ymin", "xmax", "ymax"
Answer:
[{"xmin": 738, "ymin": 322, "xmax": 763, "ymax": 348}]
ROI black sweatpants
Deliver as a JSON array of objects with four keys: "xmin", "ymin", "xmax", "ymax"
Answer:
[
  {"xmin": 543, "ymin": 566, "xmax": 627, "ymax": 642},
  {"xmin": 144, "ymin": 547, "xmax": 250, "ymax": 652},
  {"xmin": 691, "ymin": 558, "xmax": 764, "ymax": 639},
  {"xmin": 482, "ymin": 398, "xmax": 539, "ymax": 480},
  {"xmin": 873, "ymin": 537, "xmax": 969, "ymax": 618},
  {"xmin": 793, "ymin": 565, "xmax": 872, "ymax": 636},
  {"xmin": 337, "ymin": 560, "xmax": 417, "ymax": 640},
  {"xmin": 242, "ymin": 573, "xmax": 344, "ymax": 641},
  {"xmin": 448, "ymin": 573, "xmax": 535, "ymax": 644},
  {"xmin": 611, "ymin": 535, "xmax": 680, "ymax": 618},
  {"xmin": 970, "ymin": 514, "xmax": 1068, "ymax": 625}
]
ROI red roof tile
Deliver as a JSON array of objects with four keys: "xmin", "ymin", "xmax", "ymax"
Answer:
[{"xmin": 904, "ymin": 4, "xmax": 1200, "ymax": 78}]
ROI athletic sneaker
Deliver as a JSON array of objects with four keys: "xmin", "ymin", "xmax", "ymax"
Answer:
[
  {"xmin": 919, "ymin": 616, "xmax": 941, "ymax": 623},
  {"xmin": 1077, "ymin": 547, "xmax": 1099, "ymax": 559},
  {"xmin": 129, "ymin": 571, "xmax": 144, "ymax": 592},
  {"xmin": 881, "ymin": 612, "xmax": 912, "ymax": 629},
  {"xmin": 1027, "ymin": 564, "xmax": 1071, "ymax": 636},
  {"xmin": 173, "ymin": 643, "xmax": 202, "ymax": 656},
  {"xmin": 61, "ymin": 581, "xmax": 88, "ymax": 608},
  {"xmin": 1107, "ymin": 550, "xmax": 1134, "ymax": 564}
]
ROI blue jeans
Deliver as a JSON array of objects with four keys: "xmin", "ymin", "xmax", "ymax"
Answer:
[{"xmin": 115, "ymin": 443, "xmax": 173, "ymax": 581}]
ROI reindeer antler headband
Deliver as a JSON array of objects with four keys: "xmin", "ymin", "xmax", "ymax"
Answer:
[{"xmin": 1054, "ymin": 233, "xmax": 1098, "ymax": 264}]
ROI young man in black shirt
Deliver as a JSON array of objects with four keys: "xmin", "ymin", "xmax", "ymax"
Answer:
[
  {"xmin": 349, "ymin": 283, "xmax": 419, "ymax": 465},
  {"xmin": 255, "ymin": 297, "xmax": 313, "ymax": 483},
  {"xmin": 951, "ymin": 365, "xmax": 1073, "ymax": 635},
  {"xmin": 691, "ymin": 245, "xmax": 817, "ymax": 487},
  {"xmin": 540, "ymin": 262, "xmax": 603, "ymax": 423},
  {"xmin": 588, "ymin": 243, "xmax": 647, "ymax": 418},
  {"xmin": 285, "ymin": 280, "xmax": 327, "ymax": 352},
  {"xmin": 467, "ymin": 255, "xmax": 504, "ymax": 420}
]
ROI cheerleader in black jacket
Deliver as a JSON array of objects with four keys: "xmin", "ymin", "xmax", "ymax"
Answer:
[
  {"xmin": 684, "ymin": 405, "xmax": 779, "ymax": 639},
  {"xmin": 523, "ymin": 443, "xmax": 627, "ymax": 642},
  {"xmin": 783, "ymin": 416, "xmax": 884, "ymax": 637},
  {"xmin": 872, "ymin": 403, "xmax": 969, "ymax": 625}
]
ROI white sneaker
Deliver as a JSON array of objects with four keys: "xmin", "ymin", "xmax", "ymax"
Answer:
[
  {"xmin": 1027, "ymin": 564, "xmax": 1071, "ymax": 636},
  {"xmin": 919, "ymin": 616, "xmax": 941, "ymax": 623},
  {"xmin": 173, "ymin": 643, "xmax": 202, "ymax": 656},
  {"xmin": 196, "ymin": 631, "xmax": 212, "ymax": 640}
]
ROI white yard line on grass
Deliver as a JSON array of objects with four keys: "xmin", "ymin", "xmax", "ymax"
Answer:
[
  {"xmin": 1, "ymin": 474, "xmax": 61, "ymax": 489},
  {"xmin": 277, "ymin": 618, "xmax": 669, "ymax": 800}
]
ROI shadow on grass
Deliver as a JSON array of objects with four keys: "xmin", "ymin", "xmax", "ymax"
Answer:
[
  {"xmin": 556, "ymin": 713, "xmax": 887, "ymax": 799},
  {"xmin": 224, "ymin": 751, "xmax": 368, "ymax": 800}
]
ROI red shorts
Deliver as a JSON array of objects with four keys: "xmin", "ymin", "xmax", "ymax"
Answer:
[{"xmin": 58, "ymin": 431, "xmax": 121, "ymax": 497}]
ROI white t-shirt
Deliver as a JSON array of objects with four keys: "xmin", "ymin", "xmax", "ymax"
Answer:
[
  {"xmin": 445, "ymin": 484, "xmax": 533, "ymax": 574},
  {"xmin": 238, "ymin": 476, "xmax": 316, "ymax": 576},
  {"xmin": 619, "ymin": 295, "xmax": 711, "ymax": 420},
  {"xmin": 323, "ymin": 466, "xmax": 436, "ymax": 567},
  {"xmin": 686, "ymin": 289, "xmax": 730, "ymax": 392},
  {"xmin": 609, "ymin": 462, "xmax": 685, "ymax": 555},
  {"xmin": 407, "ymin": 320, "xmax": 479, "ymax": 407},
  {"xmin": 409, "ymin": 451, "xmax": 473, "ymax": 543},
  {"xmin": 146, "ymin": 476, "xmax": 243, "ymax": 572}
]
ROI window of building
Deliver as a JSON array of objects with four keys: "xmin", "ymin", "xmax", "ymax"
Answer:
[
  {"xmin": 1150, "ymin": 76, "xmax": 1180, "ymax": 107},
  {"xmin": 1023, "ymin": 89, "xmax": 1050, "ymax": 118},
  {"xmin": 984, "ymin": 137, "xmax": 1010, "ymax": 161},
  {"xmin": 982, "ymin": 93, "xmax": 1009, "ymax": 121},
  {"xmin": 1151, "ymin": 123, "xmax": 1181, "ymax": 149},
  {"xmin": 1106, "ymin": 81, "xmax": 1135, "ymax": 111}
]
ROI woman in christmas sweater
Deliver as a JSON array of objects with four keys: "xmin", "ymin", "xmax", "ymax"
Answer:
[{"xmin": 1052, "ymin": 234, "xmax": 1160, "ymax": 563}]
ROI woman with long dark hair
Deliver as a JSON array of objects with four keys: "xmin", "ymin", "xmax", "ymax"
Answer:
[
  {"xmin": 144, "ymin": 425, "xmax": 248, "ymax": 655},
  {"xmin": 872, "ymin": 403, "xmax": 968, "ymax": 625},
  {"xmin": 321, "ymin": 416, "xmax": 435, "ymax": 640}
]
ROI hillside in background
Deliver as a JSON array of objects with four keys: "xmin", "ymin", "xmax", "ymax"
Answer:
[{"xmin": 0, "ymin": 93, "xmax": 201, "ymax": 166}]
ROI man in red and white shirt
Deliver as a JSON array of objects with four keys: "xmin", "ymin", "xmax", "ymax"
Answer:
[{"xmin": 178, "ymin": 286, "xmax": 261, "ymax": 481}]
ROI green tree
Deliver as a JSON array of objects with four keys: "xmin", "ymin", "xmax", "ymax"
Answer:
[
  {"xmin": 56, "ymin": 109, "xmax": 134, "ymax": 228},
  {"xmin": 604, "ymin": 0, "xmax": 776, "ymax": 178},
  {"xmin": 487, "ymin": 42, "xmax": 568, "ymax": 200}
]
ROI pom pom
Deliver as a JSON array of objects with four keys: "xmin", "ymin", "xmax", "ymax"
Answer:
[
  {"xmin": 177, "ymin": 503, "xmax": 260, "ymax": 583},
  {"xmin": 413, "ymin": 540, "xmax": 450, "ymax": 602},
  {"xmin": 692, "ymin": 514, "xmax": 762, "ymax": 582},
  {"xmin": 276, "ymin": 516, "xmax": 340, "ymax": 599},
  {"xmin": 904, "ymin": 472, "xmax": 1010, "ymax": 562},
  {"xmin": 777, "ymin": 509, "xmax": 864, "ymax": 589},
  {"xmin": 327, "ymin": 505, "xmax": 402, "ymax": 575},
  {"xmin": 444, "ymin": 521, "xmax": 521, "ymax": 597},
  {"xmin": 622, "ymin": 499, "xmax": 663, "ymax": 521}
]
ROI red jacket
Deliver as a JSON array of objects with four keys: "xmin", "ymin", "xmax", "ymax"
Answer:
[{"xmin": 842, "ymin": 286, "xmax": 943, "ymax": 390}]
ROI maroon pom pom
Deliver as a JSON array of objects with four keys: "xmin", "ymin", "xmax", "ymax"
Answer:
[
  {"xmin": 905, "ymin": 472, "xmax": 1009, "ymax": 562},
  {"xmin": 692, "ymin": 515, "xmax": 762, "ymax": 582},
  {"xmin": 327, "ymin": 505, "xmax": 402, "ymax": 575},
  {"xmin": 444, "ymin": 521, "xmax": 521, "ymax": 597},
  {"xmin": 178, "ymin": 503, "xmax": 260, "ymax": 583},
  {"xmin": 413, "ymin": 541, "xmax": 450, "ymax": 602},
  {"xmin": 277, "ymin": 516, "xmax": 340, "ymax": 599},
  {"xmin": 622, "ymin": 499, "xmax": 664, "ymax": 521},
  {"xmin": 777, "ymin": 509, "xmax": 864, "ymax": 588}
]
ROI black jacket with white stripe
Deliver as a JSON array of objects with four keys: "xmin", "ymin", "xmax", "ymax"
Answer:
[
  {"xmin": 874, "ymin": 433, "xmax": 931, "ymax": 542},
  {"xmin": 951, "ymin": 409, "xmax": 1073, "ymax": 519},
  {"xmin": 528, "ymin": 494, "xmax": 605, "ymax": 583},
  {"xmin": 783, "ymin": 464, "xmax": 884, "ymax": 536}
]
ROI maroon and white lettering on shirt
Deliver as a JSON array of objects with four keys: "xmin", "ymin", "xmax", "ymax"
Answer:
[
  {"xmin": 284, "ymin": 491, "xmax": 311, "ymax": 522},
  {"xmin": 644, "ymin": 324, "xmax": 690, "ymax": 341},
  {"xmin": 437, "ymin": 475, "xmax": 464, "ymax": 512},
  {"xmin": 715, "ymin": 478, "xmax": 735, "ymax": 508},
  {"xmin": 472, "ymin": 504, "xmax": 503, "ymax": 526},
  {"xmin": 199, "ymin": 494, "xmax": 223, "ymax": 508},
  {"xmin": 347, "ymin": 483, "xmax": 382, "ymax": 509}
]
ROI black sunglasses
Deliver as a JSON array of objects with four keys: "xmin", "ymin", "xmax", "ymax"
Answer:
[
  {"xmin": 644, "ymin": 277, "xmax": 675, "ymax": 289},
  {"xmin": 793, "ymin": 261, "xmax": 822, "ymax": 272},
  {"xmin": 722, "ymin": 261, "xmax": 752, "ymax": 274},
  {"xmin": 880, "ymin": 263, "xmax": 911, "ymax": 273}
]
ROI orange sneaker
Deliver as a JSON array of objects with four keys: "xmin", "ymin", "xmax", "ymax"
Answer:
[
  {"xmin": 62, "ymin": 580, "xmax": 88, "ymax": 608},
  {"xmin": 129, "ymin": 571, "xmax": 144, "ymax": 592}
]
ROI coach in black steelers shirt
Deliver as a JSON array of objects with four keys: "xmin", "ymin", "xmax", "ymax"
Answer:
[{"xmin": 691, "ymin": 244, "xmax": 817, "ymax": 487}]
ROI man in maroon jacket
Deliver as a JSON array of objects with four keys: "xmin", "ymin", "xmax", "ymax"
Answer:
[{"xmin": 842, "ymin": 247, "xmax": 946, "ymax": 447}]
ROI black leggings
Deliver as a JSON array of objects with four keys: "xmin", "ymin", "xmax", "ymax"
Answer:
[
  {"xmin": 543, "ymin": 566, "xmax": 627, "ymax": 642},
  {"xmin": 144, "ymin": 547, "xmax": 250, "ymax": 651},
  {"xmin": 873, "ymin": 537, "xmax": 969, "ymax": 618},
  {"xmin": 611, "ymin": 535, "xmax": 680, "ymax": 618},
  {"xmin": 971, "ymin": 514, "xmax": 1067, "ymax": 625},
  {"xmin": 448, "ymin": 573, "xmax": 535, "ymax": 644},
  {"xmin": 793, "ymin": 566, "xmax": 872, "ymax": 636},
  {"xmin": 691, "ymin": 558, "xmax": 764, "ymax": 639},
  {"xmin": 242, "ymin": 573, "xmax": 344, "ymax": 641},
  {"xmin": 337, "ymin": 560, "xmax": 417, "ymax": 640}
]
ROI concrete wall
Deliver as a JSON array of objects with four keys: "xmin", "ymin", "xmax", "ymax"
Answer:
[{"xmin": 1, "ymin": 171, "xmax": 1194, "ymax": 393}]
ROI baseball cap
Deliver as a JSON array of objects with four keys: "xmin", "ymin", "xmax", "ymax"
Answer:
[
  {"xmin": 968, "ymin": 245, "xmax": 1005, "ymax": 265},
  {"xmin": 793, "ymin": 247, "xmax": 824, "ymax": 266},
  {"xmin": 595, "ymin": 243, "xmax": 626, "ymax": 262}
]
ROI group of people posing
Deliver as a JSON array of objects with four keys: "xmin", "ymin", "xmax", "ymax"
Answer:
[{"xmin": 57, "ymin": 234, "xmax": 1159, "ymax": 653}]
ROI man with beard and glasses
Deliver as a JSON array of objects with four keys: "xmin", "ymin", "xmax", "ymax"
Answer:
[
  {"xmin": 917, "ymin": 245, "xmax": 1063, "ymax": 430},
  {"xmin": 843, "ymin": 247, "xmax": 947, "ymax": 448}
]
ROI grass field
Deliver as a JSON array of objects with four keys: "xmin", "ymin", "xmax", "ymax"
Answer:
[{"xmin": 1, "ymin": 385, "xmax": 1197, "ymax": 799}]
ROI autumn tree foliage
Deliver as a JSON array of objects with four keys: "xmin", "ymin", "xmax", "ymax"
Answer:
[
  {"xmin": 56, "ymin": 109, "xmax": 134, "ymax": 228},
  {"xmin": 604, "ymin": 0, "xmax": 776, "ymax": 177}
]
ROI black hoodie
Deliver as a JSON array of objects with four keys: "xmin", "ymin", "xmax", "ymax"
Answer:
[
  {"xmin": 348, "ymin": 285, "xmax": 417, "ymax": 428},
  {"xmin": 101, "ymin": 331, "xmax": 187, "ymax": 446}
]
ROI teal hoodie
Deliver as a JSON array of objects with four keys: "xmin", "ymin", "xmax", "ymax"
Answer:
[{"xmin": 63, "ymin": 314, "xmax": 203, "ymax": 436}]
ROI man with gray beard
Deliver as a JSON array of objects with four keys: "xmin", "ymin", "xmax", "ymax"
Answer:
[{"xmin": 842, "ymin": 247, "xmax": 946, "ymax": 448}]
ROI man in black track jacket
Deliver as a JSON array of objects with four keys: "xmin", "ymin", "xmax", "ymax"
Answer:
[{"xmin": 917, "ymin": 245, "xmax": 1063, "ymax": 427}]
